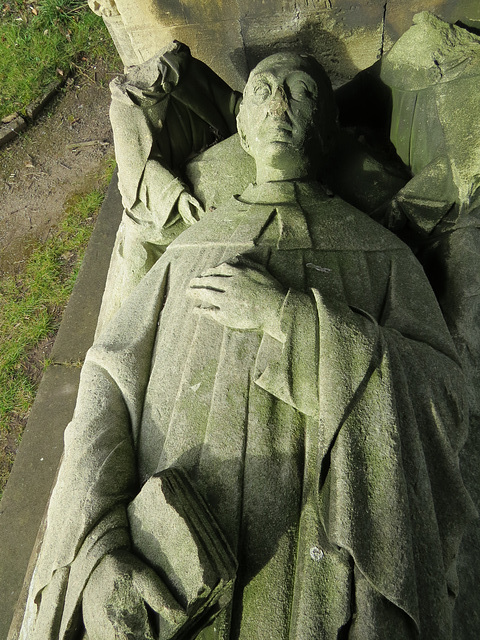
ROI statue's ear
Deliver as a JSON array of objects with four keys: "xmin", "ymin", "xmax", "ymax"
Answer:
[{"xmin": 236, "ymin": 106, "xmax": 251, "ymax": 155}]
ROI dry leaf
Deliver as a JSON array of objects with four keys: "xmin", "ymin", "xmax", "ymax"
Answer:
[
  {"xmin": 56, "ymin": 68, "xmax": 64, "ymax": 76},
  {"xmin": 1, "ymin": 113, "xmax": 18, "ymax": 124},
  {"xmin": 31, "ymin": 7, "xmax": 38, "ymax": 15}
]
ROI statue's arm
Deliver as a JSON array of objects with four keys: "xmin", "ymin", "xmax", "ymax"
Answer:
[
  {"xmin": 187, "ymin": 251, "xmax": 463, "ymax": 420},
  {"xmin": 111, "ymin": 41, "xmax": 241, "ymax": 212},
  {"xmin": 258, "ymin": 249, "xmax": 463, "ymax": 418},
  {"xmin": 21, "ymin": 262, "xmax": 172, "ymax": 640},
  {"xmin": 99, "ymin": 42, "xmax": 241, "ymax": 332}
]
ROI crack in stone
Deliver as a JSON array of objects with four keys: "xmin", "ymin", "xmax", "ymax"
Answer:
[
  {"xmin": 235, "ymin": 0, "xmax": 249, "ymax": 75},
  {"xmin": 379, "ymin": 1, "xmax": 388, "ymax": 58}
]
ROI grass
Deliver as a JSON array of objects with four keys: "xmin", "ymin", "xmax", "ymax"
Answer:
[
  {"xmin": 0, "ymin": 0, "xmax": 115, "ymax": 120},
  {"xmin": 0, "ymin": 158, "xmax": 116, "ymax": 495}
]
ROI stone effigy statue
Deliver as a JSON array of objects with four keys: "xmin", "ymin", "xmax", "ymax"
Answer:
[
  {"xmin": 18, "ymin": 30, "xmax": 475, "ymax": 640},
  {"xmin": 335, "ymin": 15, "xmax": 480, "ymax": 635}
]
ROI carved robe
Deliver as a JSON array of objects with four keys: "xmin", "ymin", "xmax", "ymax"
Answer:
[{"xmin": 21, "ymin": 181, "xmax": 473, "ymax": 640}]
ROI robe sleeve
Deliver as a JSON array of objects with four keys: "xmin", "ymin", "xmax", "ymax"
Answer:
[
  {"xmin": 95, "ymin": 169, "xmax": 187, "ymax": 334},
  {"xmin": 99, "ymin": 42, "xmax": 241, "ymax": 332},
  {"xmin": 110, "ymin": 40, "xmax": 241, "ymax": 212},
  {"xmin": 19, "ymin": 261, "xmax": 171, "ymax": 640},
  {"xmin": 255, "ymin": 248, "xmax": 474, "ymax": 637}
]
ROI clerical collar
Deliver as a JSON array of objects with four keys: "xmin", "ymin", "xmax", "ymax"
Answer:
[
  {"xmin": 236, "ymin": 181, "xmax": 316, "ymax": 250},
  {"xmin": 238, "ymin": 181, "xmax": 299, "ymax": 205}
]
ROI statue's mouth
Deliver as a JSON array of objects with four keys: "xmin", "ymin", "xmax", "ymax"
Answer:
[{"xmin": 260, "ymin": 118, "xmax": 295, "ymax": 142}]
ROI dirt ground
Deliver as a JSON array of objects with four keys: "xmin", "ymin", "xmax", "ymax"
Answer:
[
  {"xmin": 0, "ymin": 59, "xmax": 122, "ymax": 276},
  {"xmin": 0, "ymin": 59, "xmax": 122, "ymax": 488}
]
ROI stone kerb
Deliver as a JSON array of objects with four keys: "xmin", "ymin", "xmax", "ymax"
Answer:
[{"xmin": 0, "ymin": 78, "xmax": 67, "ymax": 151}]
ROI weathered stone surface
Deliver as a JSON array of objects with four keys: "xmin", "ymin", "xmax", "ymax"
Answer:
[
  {"xmin": 103, "ymin": 14, "xmax": 138, "ymax": 67},
  {"xmin": 88, "ymin": 0, "xmax": 119, "ymax": 17},
  {"xmin": 0, "ymin": 116, "xmax": 26, "ymax": 147},
  {"xmin": 102, "ymin": 0, "xmax": 480, "ymax": 88},
  {"xmin": 127, "ymin": 469, "xmax": 236, "ymax": 620},
  {"xmin": 185, "ymin": 134, "xmax": 255, "ymax": 210},
  {"xmin": 17, "ymin": 45, "xmax": 475, "ymax": 640},
  {"xmin": 238, "ymin": 9, "xmax": 384, "ymax": 87},
  {"xmin": 385, "ymin": 0, "xmax": 480, "ymax": 40}
]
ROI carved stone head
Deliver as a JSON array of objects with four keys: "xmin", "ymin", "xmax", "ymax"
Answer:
[{"xmin": 237, "ymin": 53, "xmax": 337, "ymax": 179}]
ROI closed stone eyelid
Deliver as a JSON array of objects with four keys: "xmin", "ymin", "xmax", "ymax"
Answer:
[{"xmin": 288, "ymin": 79, "xmax": 317, "ymax": 98}]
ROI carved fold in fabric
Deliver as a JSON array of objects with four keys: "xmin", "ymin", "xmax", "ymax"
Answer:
[
  {"xmin": 97, "ymin": 41, "xmax": 242, "ymax": 334},
  {"xmin": 21, "ymin": 182, "xmax": 474, "ymax": 639},
  {"xmin": 111, "ymin": 41, "xmax": 241, "ymax": 212},
  {"xmin": 128, "ymin": 469, "xmax": 237, "ymax": 637}
]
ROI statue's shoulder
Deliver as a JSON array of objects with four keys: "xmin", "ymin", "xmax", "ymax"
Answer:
[
  {"xmin": 167, "ymin": 185, "xmax": 411, "ymax": 256},
  {"xmin": 305, "ymin": 189, "xmax": 410, "ymax": 254},
  {"xmin": 167, "ymin": 197, "xmax": 260, "ymax": 249}
]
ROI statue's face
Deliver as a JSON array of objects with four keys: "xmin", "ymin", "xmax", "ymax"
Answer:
[{"xmin": 238, "ymin": 55, "xmax": 320, "ymax": 165}]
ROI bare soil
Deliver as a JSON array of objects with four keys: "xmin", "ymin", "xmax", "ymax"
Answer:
[
  {"xmin": 0, "ymin": 59, "xmax": 122, "ymax": 487},
  {"xmin": 0, "ymin": 59, "xmax": 121, "ymax": 276}
]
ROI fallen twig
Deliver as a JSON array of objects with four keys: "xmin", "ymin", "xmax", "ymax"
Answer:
[
  {"xmin": 70, "ymin": 62, "xmax": 96, "ymax": 85},
  {"xmin": 66, "ymin": 140, "xmax": 109, "ymax": 150}
]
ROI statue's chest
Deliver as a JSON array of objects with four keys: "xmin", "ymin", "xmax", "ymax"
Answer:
[{"xmin": 244, "ymin": 244, "xmax": 389, "ymax": 321}]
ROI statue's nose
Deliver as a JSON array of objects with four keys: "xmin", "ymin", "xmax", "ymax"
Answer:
[{"xmin": 268, "ymin": 85, "xmax": 289, "ymax": 116}]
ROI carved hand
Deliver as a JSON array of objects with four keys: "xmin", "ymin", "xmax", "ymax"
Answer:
[
  {"xmin": 83, "ymin": 550, "xmax": 186, "ymax": 640},
  {"xmin": 188, "ymin": 258, "xmax": 286, "ymax": 341},
  {"xmin": 176, "ymin": 191, "xmax": 204, "ymax": 226}
]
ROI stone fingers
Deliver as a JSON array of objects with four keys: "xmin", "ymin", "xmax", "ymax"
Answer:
[
  {"xmin": 132, "ymin": 565, "xmax": 187, "ymax": 629},
  {"xmin": 189, "ymin": 275, "xmax": 229, "ymax": 292}
]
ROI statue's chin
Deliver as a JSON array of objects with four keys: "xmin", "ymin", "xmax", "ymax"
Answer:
[{"xmin": 264, "ymin": 142, "xmax": 308, "ymax": 171}]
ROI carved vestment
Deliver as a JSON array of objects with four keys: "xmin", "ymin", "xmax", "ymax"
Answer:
[{"xmin": 21, "ymin": 182, "xmax": 473, "ymax": 639}]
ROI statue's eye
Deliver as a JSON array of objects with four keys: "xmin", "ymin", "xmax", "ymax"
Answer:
[
  {"xmin": 252, "ymin": 82, "xmax": 271, "ymax": 103},
  {"xmin": 288, "ymin": 80, "xmax": 315, "ymax": 102}
]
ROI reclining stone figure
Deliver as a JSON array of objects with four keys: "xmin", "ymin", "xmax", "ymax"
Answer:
[{"xmin": 18, "ymin": 46, "xmax": 474, "ymax": 640}]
